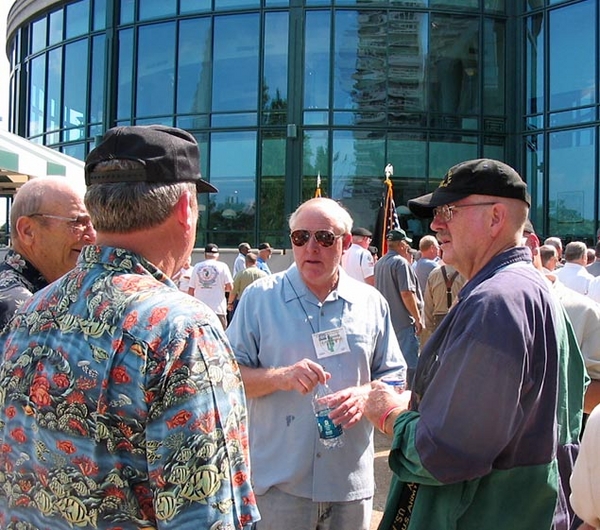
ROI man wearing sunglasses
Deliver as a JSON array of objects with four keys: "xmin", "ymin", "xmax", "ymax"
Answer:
[
  {"xmin": 227, "ymin": 197, "xmax": 406, "ymax": 530},
  {"xmin": 0, "ymin": 176, "xmax": 96, "ymax": 328},
  {"xmin": 364, "ymin": 158, "xmax": 585, "ymax": 530}
]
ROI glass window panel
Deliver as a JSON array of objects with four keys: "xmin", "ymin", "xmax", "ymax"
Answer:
[
  {"xmin": 49, "ymin": 10, "xmax": 64, "ymax": 46},
  {"xmin": 550, "ymin": 107, "xmax": 595, "ymax": 128},
  {"xmin": 177, "ymin": 18, "xmax": 212, "ymax": 115},
  {"xmin": 180, "ymin": 0, "xmax": 212, "ymax": 14},
  {"xmin": 388, "ymin": 11, "xmax": 427, "ymax": 114},
  {"xmin": 139, "ymin": 0, "xmax": 176, "ymax": 21},
  {"xmin": 524, "ymin": 133, "xmax": 544, "ymax": 233},
  {"xmin": 304, "ymin": 111, "xmax": 329, "ymax": 125},
  {"xmin": 388, "ymin": 133, "xmax": 426, "ymax": 180},
  {"xmin": 431, "ymin": 0, "xmax": 477, "ymax": 7},
  {"xmin": 304, "ymin": 129, "xmax": 329, "ymax": 180},
  {"xmin": 482, "ymin": 136, "xmax": 504, "ymax": 161},
  {"xmin": 304, "ymin": 11, "xmax": 331, "ymax": 110},
  {"xmin": 429, "ymin": 14, "xmax": 479, "ymax": 119},
  {"xmin": 46, "ymin": 48, "xmax": 62, "ymax": 138},
  {"xmin": 549, "ymin": 0, "xmax": 596, "ymax": 111},
  {"xmin": 62, "ymin": 143, "xmax": 86, "ymax": 160},
  {"xmin": 137, "ymin": 22, "xmax": 175, "ymax": 117},
  {"xmin": 262, "ymin": 12, "xmax": 288, "ymax": 125},
  {"xmin": 333, "ymin": 10, "xmax": 360, "ymax": 110},
  {"xmin": 66, "ymin": 0, "xmax": 90, "ymax": 39},
  {"xmin": 261, "ymin": 132, "xmax": 286, "ymax": 232},
  {"xmin": 90, "ymin": 35, "xmax": 106, "ymax": 124},
  {"xmin": 212, "ymin": 14, "xmax": 260, "ymax": 112},
  {"xmin": 209, "ymin": 131, "xmax": 257, "ymax": 234},
  {"xmin": 177, "ymin": 115, "xmax": 210, "ymax": 129},
  {"xmin": 548, "ymin": 128, "xmax": 595, "ymax": 238},
  {"xmin": 266, "ymin": 0, "xmax": 288, "ymax": 6},
  {"xmin": 28, "ymin": 55, "xmax": 46, "ymax": 136},
  {"xmin": 211, "ymin": 114, "xmax": 257, "ymax": 127},
  {"xmin": 120, "ymin": 0, "xmax": 135, "ymax": 24},
  {"xmin": 63, "ymin": 40, "xmax": 88, "ymax": 141},
  {"xmin": 332, "ymin": 131, "xmax": 385, "ymax": 228},
  {"xmin": 93, "ymin": 0, "xmax": 107, "ymax": 30},
  {"xmin": 117, "ymin": 29, "xmax": 133, "ymax": 121},
  {"xmin": 31, "ymin": 18, "xmax": 47, "ymax": 54},
  {"xmin": 483, "ymin": 18, "xmax": 505, "ymax": 115},
  {"xmin": 525, "ymin": 13, "xmax": 544, "ymax": 115},
  {"xmin": 485, "ymin": 0, "xmax": 505, "ymax": 13},
  {"xmin": 215, "ymin": 0, "xmax": 259, "ymax": 10},
  {"xmin": 429, "ymin": 134, "xmax": 477, "ymax": 180}
]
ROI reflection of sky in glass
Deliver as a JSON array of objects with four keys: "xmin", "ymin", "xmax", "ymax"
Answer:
[
  {"xmin": 550, "ymin": 0, "xmax": 596, "ymax": 109},
  {"xmin": 264, "ymin": 13, "xmax": 288, "ymax": 105},
  {"xmin": 211, "ymin": 131, "xmax": 257, "ymax": 212}
]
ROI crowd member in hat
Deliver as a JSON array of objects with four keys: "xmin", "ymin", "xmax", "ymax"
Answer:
[
  {"xmin": 544, "ymin": 236, "xmax": 564, "ymax": 267},
  {"xmin": 365, "ymin": 158, "xmax": 585, "ymax": 530},
  {"xmin": 188, "ymin": 243, "xmax": 234, "ymax": 330},
  {"xmin": 228, "ymin": 252, "xmax": 268, "ymax": 315},
  {"xmin": 374, "ymin": 227, "xmax": 424, "ymax": 388},
  {"xmin": 0, "ymin": 125, "xmax": 259, "ymax": 529},
  {"xmin": 226, "ymin": 197, "xmax": 405, "ymax": 530},
  {"xmin": 0, "ymin": 176, "xmax": 96, "ymax": 327},
  {"xmin": 341, "ymin": 226, "xmax": 375, "ymax": 285},
  {"xmin": 257, "ymin": 242, "xmax": 273, "ymax": 274},
  {"xmin": 234, "ymin": 241, "xmax": 251, "ymax": 276}
]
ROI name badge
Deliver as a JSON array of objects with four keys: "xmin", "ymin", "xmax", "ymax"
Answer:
[{"xmin": 312, "ymin": 327, "xmax": 351, "ymax": 359}]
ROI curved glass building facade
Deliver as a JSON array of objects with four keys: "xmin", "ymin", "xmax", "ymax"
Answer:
[{"xmin": 5, "ymin": 0, "xmax": 600, "ymax": 247}]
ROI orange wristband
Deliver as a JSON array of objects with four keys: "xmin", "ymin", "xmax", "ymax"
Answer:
[{"xmin": 379, "ymin": 405, "xmax": 402, "ymax": 433}]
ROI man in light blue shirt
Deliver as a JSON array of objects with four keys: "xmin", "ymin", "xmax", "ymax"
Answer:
[{"xmin": 227, "ymin": 197, "xmax": 406, "ymax": 530}]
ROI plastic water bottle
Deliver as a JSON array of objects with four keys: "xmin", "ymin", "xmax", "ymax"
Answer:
[{"xmin": 313, "ymin": 383, "xmax": 344, "ymax": 448}]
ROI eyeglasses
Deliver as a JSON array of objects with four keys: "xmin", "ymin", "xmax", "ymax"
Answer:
[
  {"xmin": 29, "ymin": 213, "xmax": 94, "ymax": 234},
  {"xmin": 432, "ymin": 202, "xmax": 497, "ymax": 223},
  {"xmin": 290, "ymin": 229, "xmax": 344, "ymax": 248}
]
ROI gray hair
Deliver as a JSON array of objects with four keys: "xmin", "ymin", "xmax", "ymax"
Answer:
[
  {"xmin": 84, "ymin": 159, "xmax": 197, "ymax": 232},
  {"xmin": 564, "ymin": 241, "xmax": 587, "ymax": 262},
  {"xmin": 288, "ymin": 198, "xmax": 353, "ymax": 235}
]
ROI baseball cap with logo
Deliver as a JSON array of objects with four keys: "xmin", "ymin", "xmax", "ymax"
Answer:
[
  {"xmin": 386, "ymin": 228, "xmax": 412, "ymax": 243},
  {"xmin": 85, "ymin": 125, "xmax": 218, "ymax": 193},
  {"xmin": 205, "ymin": 243, "xmax": 219, "ymax": 254},
  {"xmin": 408, "ymin": 158, "xmax": 530, "ymax": 218},
  {"xmin": 352, "ymin": 227, "xmax": 372, "ymax": 237}
]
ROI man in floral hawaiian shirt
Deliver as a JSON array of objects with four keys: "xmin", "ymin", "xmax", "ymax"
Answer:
[
  {"xmin": 0, "ymin": 176, "xmax": 96, "ymax": 328},
  {"xmin": 0, "ymin": 125, "xmax": 260, "ymax": 529}
]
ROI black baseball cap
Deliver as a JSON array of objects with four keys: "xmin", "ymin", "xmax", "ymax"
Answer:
[
  {"xmin": 408, "ymin": 159, "xmax": 530, "ymax": 218},
  {"xmin": 258, "ymin": 242, "xmax": 272, "ymax": 250},
  {"xmin": 205, "ymin": 243, "xmax": 219, "ymax": 254},
  {"xmin": 85, "ymin": 125, "xmax": 218, "ymax": 193},
  {"xmin": 352, "ymin": 227, "xmax": 372, "ymax": 237}
]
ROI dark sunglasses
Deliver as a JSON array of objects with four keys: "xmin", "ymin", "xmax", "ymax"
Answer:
[{"xmin": 290, "ymin": 229, "xmax": 343, "ymax": 248}]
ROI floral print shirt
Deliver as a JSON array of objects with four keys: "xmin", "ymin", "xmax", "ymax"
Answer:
[
  {"xmin": 0, "ymin": 249, "xmax": 48, "ymax": 329},
  {"xmin": 0, "ymin": 245, "xmax": 259, "ymax": 529}
]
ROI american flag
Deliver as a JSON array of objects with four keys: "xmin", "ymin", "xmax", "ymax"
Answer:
[{"xmin": 375, "ymin": 164, "xmax": 400, "ymax": 255}]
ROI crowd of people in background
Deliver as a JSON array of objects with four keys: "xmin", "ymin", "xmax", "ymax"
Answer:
[{"xmin": 0, "ymin": 131, "xmax": 599, "ymax": 530}]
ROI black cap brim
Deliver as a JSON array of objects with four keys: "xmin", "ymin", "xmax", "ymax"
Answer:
[
  {"xmin": 196, "ymin": 180, "xmax": 218, "ymax": 193},
  {"xmin": 407, "ymin": 190, "xmax": 471, "ymax": 218}
]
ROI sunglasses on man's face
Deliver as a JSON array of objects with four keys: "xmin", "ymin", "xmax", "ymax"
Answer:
[{"xmin": 290, "ymin": 229, "xmax": 343, "ymax": 248}]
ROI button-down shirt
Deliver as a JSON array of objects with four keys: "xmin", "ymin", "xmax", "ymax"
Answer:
[{"xmin": 0, "ymin": 245, "xmax": 259, "ymax": 529}]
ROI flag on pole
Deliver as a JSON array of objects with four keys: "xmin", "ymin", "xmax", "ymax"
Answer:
[
  {"xmin": 314, "ymin": 172, "xmax": 322, "ymax": 198},
  {"xmin": 375, "ymin": 164, "xmax": 400, "ymax": 256}
]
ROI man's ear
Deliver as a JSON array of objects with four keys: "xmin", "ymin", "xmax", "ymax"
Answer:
[
  {"xmin": 14, "ymin": 216, "xmax": 36, "ymax": 246},
  {"xmin": 175, "ymin": 190, "xmax": 196, "ymax": 230},
  {"xmin": 342, "ymin": 233, "xmax": 352, "ymax": 251}
]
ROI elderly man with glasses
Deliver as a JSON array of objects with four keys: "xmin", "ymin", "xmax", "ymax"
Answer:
[
  {"xmin": 226, "ymin": 197, "xmax": 406, "ymax": 530},
  {"xmin": 364, "ymin": 159, "xmax": 585, "ymax": 530},
  {"xmin": 0, "ymin": 176, "xmax": 96, "ymax": 327}
]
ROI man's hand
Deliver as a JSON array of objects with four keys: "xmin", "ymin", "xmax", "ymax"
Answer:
[
  {"xmin": 326, "ymin": 384, "xmax": 371, "ymax": 429},
  {"xmin": 279, "ymin": 359, "xmax": 330, "ymax": 395},
  {"xmin": 364, "ymin": 381, "xmax": 411, "ymax": 435}
]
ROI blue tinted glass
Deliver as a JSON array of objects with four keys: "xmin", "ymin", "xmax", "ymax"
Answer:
[
  {"xmin": 46, "ymin": 48, "xmax": 62, "ymax": 135},
  {"xmin": 137, "ymin": 23, "xmax": 176, "ymax": 117},
  {"xmin": 212, "ymin": 14, "xmax": 260, "ymax": 112},
  {"xmin": 549, "ymin": 0, "xmax": 596, "ymax": 111},
  {"xmin": 31, "ymin": 18, "xmax": 47, "ymax": 53},
  {"xmin": 29, "ymin": 55, "xmax": 46, "ymax": 136},
  {"xmin": 93, "ymin": 0, "xmax": 107, "ymax": 30},
  {"xmin": 117, "ymin": 29, "xmax": 133, "ymax": 120},
  {"xmin": 305, "ymin": 12, "xmax": 330, "ymax": 109},
  {"xmin": 63, "ymin": 40, "xmax": 88, "ymax": 138},
  {"xmin": 180, "ymin": 0, "xmax": 211, "ymax": 13},
  {"xmin": 90, "ymin": 35, "xmax": 106, "ymax": 124},
  {"xmin": 49, "ymin": 10, "xmax": 63, "ymax": 45},
  {"xmin": 483, "ymin": 18, "xmax": 505, "ymax": 115},
  {"xmin": 209, "ymin": 131, "xmax": 257, "ymax": 232},
  {"xmin": 526, "ymin": 13, "xmax": 544, "ymax": 114},
  {"xmin": 120, "ymin": 0, "xmax": 135, "ymax": 24},
  {"xmin": 66, "ymin": 0, "xmax": 90, "ymax": 39},
  {"xmin": 139, "ymin": 0, "xmax": 176, "ymax": 21},
  {"xmin": 263, "ymin": 13, "xmax": 288, "ymax": 122},
  {"xmin": 215, "ymin": 0, "xmax": 259, "ymax": 10},
  {"xmin": 177, "ymin": 18, "xmax": 212, "ymax": 114}
]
